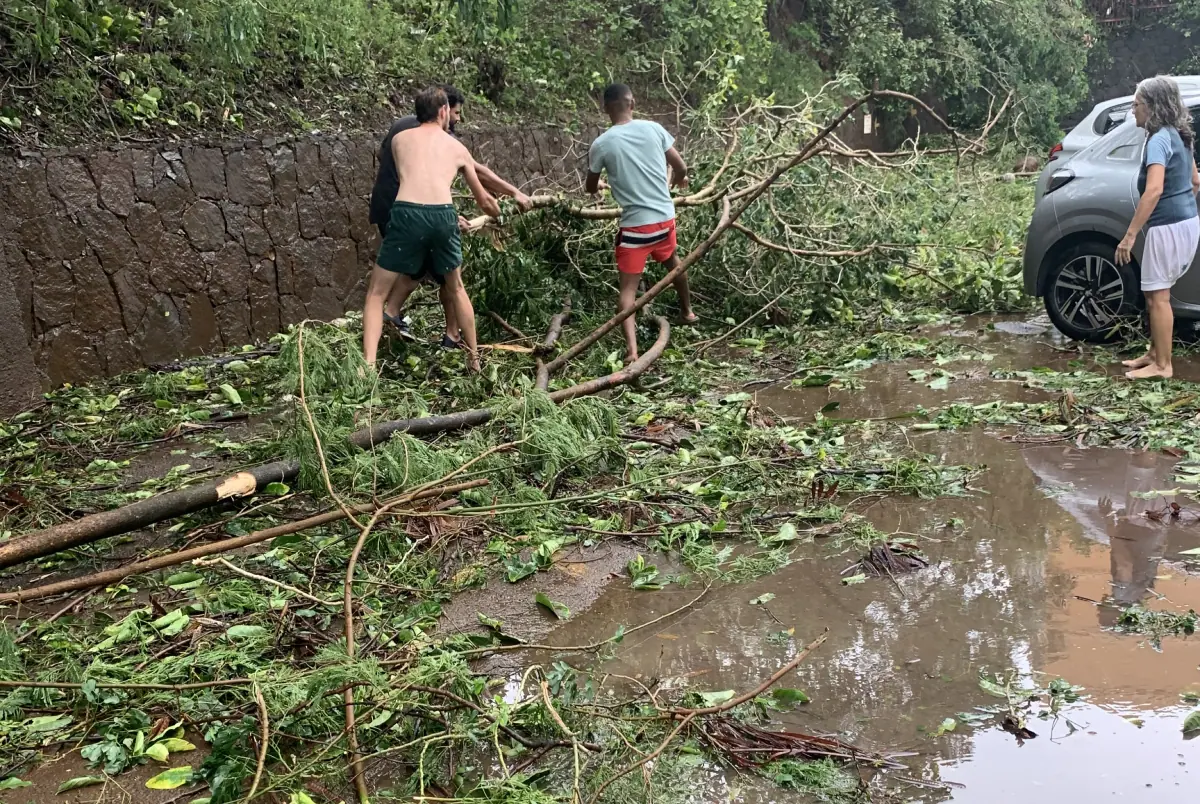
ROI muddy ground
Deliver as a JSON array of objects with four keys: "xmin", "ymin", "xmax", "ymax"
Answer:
[
  {"xmin": 444, "ymin": 313, "xmax": 1200, "ymax": 802},
  {"xmin": 5, "ymin": 312, "xmax": 1200, "ymax": 803}
]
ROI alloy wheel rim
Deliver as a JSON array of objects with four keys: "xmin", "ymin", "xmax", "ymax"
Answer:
[{"xmin": 1052, "ymin": 255, "xmax": 1125, "ymax": 333}]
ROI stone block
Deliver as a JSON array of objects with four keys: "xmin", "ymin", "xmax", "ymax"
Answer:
[
  {"xmin": 185, "ymin": 147, "xmax": 227, "ymax": 200},
  {"xmin": 47, "ymin": 155, "xmax": 99, "ymax": 213},
  {"xmin": 44, "ymin": 326, "xmax": 103, "ymax": 387},
  {"xmin": 182, "ymin": 199, "xmax": 228, "ymax": 252},
  {"xmin": 91, "ymin": 150, "xmax": 137, "ymax": 217},
  {"xmin": 226, "ymin": 149, "xmax": 273, "ymax": 206}
]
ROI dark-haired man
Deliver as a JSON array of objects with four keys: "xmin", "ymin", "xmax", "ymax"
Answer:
[
  {"xmin": 586, "ymin": 83, "xmax": 695, "ymax": 363},
  {"xmin": 369, "ymin": 84, "xmax": 532, "ymax": 348},
  {"xmin": 365, "ymin": 87, "xmax": 501, "ymax": 373}
]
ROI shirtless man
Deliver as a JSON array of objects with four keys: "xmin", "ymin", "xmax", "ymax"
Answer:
[
  {"xmin": 364, "ymin": 87, "xmax": 500, "ymax": 372},
  {"xmin": 586, "ymin": 83, "xmax": 695, "ymax": 363},
  {"xmin": 369, "ymin": 85, "xmax": 532, "ymax": 348}
]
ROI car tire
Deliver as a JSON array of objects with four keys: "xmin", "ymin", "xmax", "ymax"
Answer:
[{"xmin": 1042, "ymin": 241, "xmax": 1140, "ymax": 343}]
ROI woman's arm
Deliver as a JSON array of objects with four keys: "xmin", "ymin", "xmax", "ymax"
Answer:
[
  {"xmin": 1192, "ymin": 160, "xmax": 1199, "ymax": 196},
  {"xmin": 1116, "ymin": 163, "xmax": 1165, "ymax": 266}
]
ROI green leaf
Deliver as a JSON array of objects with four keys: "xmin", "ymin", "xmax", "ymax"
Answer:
[
  {"xmin": 841, "ymin": 573, "xmax": 867, "ymax": 585},
  {"xmin": 534, "ymin": 593, "xmax": 570, "ymax": 620},
  {"xmin": 219, "ymin": 384, "xmax": 242, "ymax": 406},
  {"xmin": 749, "ymin": 593, "xmax": 775, "ymax": 605},
  {"xmin": 289, "ymin": 793, "xmax": 317, "ymax": 804},
  {"xmin": 57, "ymin": 776, "xmax": 104, "ymax": 793},
  {"xmin": 936, "ymin": 717, "xmax": 957, "ymax": 736},
  {"xmin": 697, "ymin": 690, "xmax": 735, "ymax": 707},
  {"xmin": 769, "ymin": 688, "xmax": 810, "ymax": 707},
  {"xmin": 927, "ymin": 374, "xmax": 951, "ymax": 391},
  {"xmin": 165, "ymin": 571, "xmax": 204, "ymax": 591},
  {"xmin": 143, "ymin": 742, "xmax": 170, "ymax": 762},
  {"xmin": 769, "ymin": 522, "xmax": 800, "ymax": 543},
  {"xmin": 1184, "ymin": 709, "xmax": 1200, "ymax": 734},
  {"xmin": 503, "ymin": 555, "xmax": 538, "ymax": 583},
  {"xmin": 151, "ymin": 609, "xmax": 189, "ymax": 636},
  {"xmin": 1178, "ymin": 547, "xmax": 1200, "ymax": 556},
  {"xmin": 146, "ymin": 766, "xmax": 192, "ymax": 790},
  {"xmin": 478, "ymin": 613, "xmax": 504, "ymax": 630},
  {"xmin": 25, "ymin": 714, "xmax": 72, "ymax": 732},
  {"xmin": 0, "ymin": 777, "xmax": 31, "ymax": 790},
  {"xmin": 263, "ymin": 482, "xmax": 290, "ymax": 496},
  {"xmin": 225, "ymin": 624, "xmax": 268, "ymax": 641},
  {"xmin": 159, "ymin": 738, "xmax": 197, "ymax": 753},
  {"xmin": 978, "ymin": 677, "xmax": 1008, "ymax": 698}
]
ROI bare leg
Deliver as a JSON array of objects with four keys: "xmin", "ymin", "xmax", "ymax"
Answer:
[
  {"xmin": 439, "ymin": 281, "xmax": 460, "ymax": 341},
  {"xmin": 665, "ymin": 255, "xmax": 696, "ymax": 322},
  {"xmin": 383, "ymin": 280, "xmax": 407, "ymax": 320},
  {"xmin": 364, "ymin": 266, "xmax": 408, "ymax": 366},
  {"xmin": 1126, "ymin": 289, "xmax": 1174, "ymax": 379},
  {"xmin": 443, "ymin": 270, "xmax": 480, "ymax": 373},
  {"xmin": 618, "ymin": 271, "xmax": 641, "ymax": 363}
]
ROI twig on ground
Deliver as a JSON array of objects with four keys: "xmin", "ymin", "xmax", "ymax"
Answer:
[
  {"xmin": 248, "ymin": 682, "xmax": 270, "ymax": 801},
  {"xmin": 194, "ymin": 556, "xmax": 342, "ymax": 608}
]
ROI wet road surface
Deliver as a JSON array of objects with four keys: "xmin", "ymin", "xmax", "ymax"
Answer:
[{"xmin": 532, "ymin": 315, "xmax": 1200, "ymax": 802}]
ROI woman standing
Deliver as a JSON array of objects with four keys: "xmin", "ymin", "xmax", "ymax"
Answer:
[{"xmin": 1116, "ymin": 76, "xmax": 1200, "ymax": 380}]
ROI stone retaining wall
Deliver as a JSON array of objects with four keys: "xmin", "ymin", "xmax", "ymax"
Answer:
[{"xmin": 0, "ymin": 122, "xmax": 602, "ymax": 413}]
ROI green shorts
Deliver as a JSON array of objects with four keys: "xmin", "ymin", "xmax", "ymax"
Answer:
[{"xmin": 375, "ymin": 202, "xmax": 461, "ymax": 285}]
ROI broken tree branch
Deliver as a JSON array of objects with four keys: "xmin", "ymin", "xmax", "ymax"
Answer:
[
  {"xmin": 349, "ymin": 317, "xmax": 670, "ymax": 446},
  {"xmin": 487, "ymin": 311, "xmax": 530, "ymax": 341},
  {"xmin": 0, "ymin": 479, "xmax": 488, "ymax": 605},
  {"xmin": 0, "ymin": 460, "xmax": 300, "ymax": 570}
]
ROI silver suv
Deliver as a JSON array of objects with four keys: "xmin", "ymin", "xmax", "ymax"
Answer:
[{"xmin": 1023, "ymin": 96, "xmax": 1200, "ymax": 342}]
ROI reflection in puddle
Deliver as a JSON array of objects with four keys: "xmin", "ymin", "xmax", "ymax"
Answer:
[{"xmin": 543, "ymin": 429, "xmax": 1200, "ymax": 801}]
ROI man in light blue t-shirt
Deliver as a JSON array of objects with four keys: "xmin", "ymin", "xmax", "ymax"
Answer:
[{"xmin": 586, "ymin": 83, "xmax": 696, "ymax": 363}]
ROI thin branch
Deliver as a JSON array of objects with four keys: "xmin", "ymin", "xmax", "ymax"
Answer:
[{"xmin": 247, "ymin": 682, "xmax": 270, "ymax": 801}]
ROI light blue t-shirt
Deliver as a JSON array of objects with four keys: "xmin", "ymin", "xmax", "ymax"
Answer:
[
  {"xmin": 588, "ymin": 120, "xmax": 676, "ymax": 228},
  {"xmin": 1140, "ymin": 126, "xmax": 1198, "ymax": 228}
]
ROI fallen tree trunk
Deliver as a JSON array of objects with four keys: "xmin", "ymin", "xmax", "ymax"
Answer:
[
  {"xmin": 0, "ymin": 479, "xmax": 488, "ymax": 605},
  {"xmin": 0, "ymin": 461, "xmax": 300, "ymax": 570},
  {"xmin": 349, "ymin": 316, "xmax": 671, "ymax": 447}
]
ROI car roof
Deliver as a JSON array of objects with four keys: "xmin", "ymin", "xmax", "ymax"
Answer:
[
  {"xmin": 1091, "ymin": 76, "xmax": 1200, "ymax": 115},
  {"xmin": 1076, "ymin": 91, "xmax": 1200, "ymax": 159}
]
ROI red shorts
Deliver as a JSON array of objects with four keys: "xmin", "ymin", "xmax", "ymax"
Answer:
[{"xmin": 616, "ymin": 219, "xmax": 677, "ymax": 274}]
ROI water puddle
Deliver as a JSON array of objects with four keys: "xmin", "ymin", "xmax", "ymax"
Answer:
[{"xmin": 533, "ymin": 317, "xmax": 1200, "ymax": 801}]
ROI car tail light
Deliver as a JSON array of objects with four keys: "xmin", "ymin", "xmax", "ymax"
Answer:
[
  {"xmin": 1046, "ymin": 168, "xmax": 1074, "ymax": 194},
  {"xmin": 1048, "ymin": 142, "xmax": 1063, "ymax": 161}
]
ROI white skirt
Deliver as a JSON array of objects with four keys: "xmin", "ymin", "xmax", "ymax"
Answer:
[{"xmin": 1142, "ymin": 215, "xmax": 1200, "ymax": 291}]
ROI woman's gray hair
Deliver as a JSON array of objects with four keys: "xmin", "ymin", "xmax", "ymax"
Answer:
[{"xmin": 1136, "ymin": 75, "xmax": 1195, "ymax": 149}]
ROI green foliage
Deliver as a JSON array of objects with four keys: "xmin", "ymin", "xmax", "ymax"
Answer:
[
  {"xmin": 794, "ymin": 0, "xmax": 1096, "ymax": 141},
  {"xmin": 765, "ymin": 758, "xmax": 862, "ymax": 801},
  {"xmin": 0, "ymin": 0, "xmax": 803, "ymax": 142}
]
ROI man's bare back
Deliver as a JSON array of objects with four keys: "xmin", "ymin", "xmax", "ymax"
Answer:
[{"xmin": 391, "ymin": 123, "xmax": 470, "ymax": 205}]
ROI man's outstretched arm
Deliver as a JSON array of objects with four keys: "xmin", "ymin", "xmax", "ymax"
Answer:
[
  {"xmin": 475, "ymin": 163, "xmax": 532, "ymax": 211},
  {"xmin": 461, "ymin": 157, "xmax": 501, "ymax": 218}
]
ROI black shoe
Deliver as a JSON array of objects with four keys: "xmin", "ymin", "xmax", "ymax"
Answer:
[
  {"xmin": 384, "ymin": 312, "xmax": 415, "ymax": 341},
  {"xmin": 440, "ymin": 334, "xmax": 462, "ymax": 350}
]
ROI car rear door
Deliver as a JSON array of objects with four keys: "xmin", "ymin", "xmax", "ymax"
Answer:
[{"xmin": 1170, "ymin": 105, "xmax": 1200, "ymax": 304}]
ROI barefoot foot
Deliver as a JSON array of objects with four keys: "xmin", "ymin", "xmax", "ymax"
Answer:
[
  {"xmin": 679, "ymin": 311, "xmax": 699, "ymax": 324},
  {"xmin": 1121, "ymin": 353, "xmax": 1154, "ymax": 369},
  {"xmin": 1124, "ymin": 363, "xmax": 1172, "ymax": 380},
  {"xmin": 623, "ymin": 353, "xmax": 639, "ymax": 366}
]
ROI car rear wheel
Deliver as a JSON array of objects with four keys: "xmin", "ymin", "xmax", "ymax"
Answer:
[{"xmin": 1043, "ymin": 242, "xmax": 1140, "ymax": 342}]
